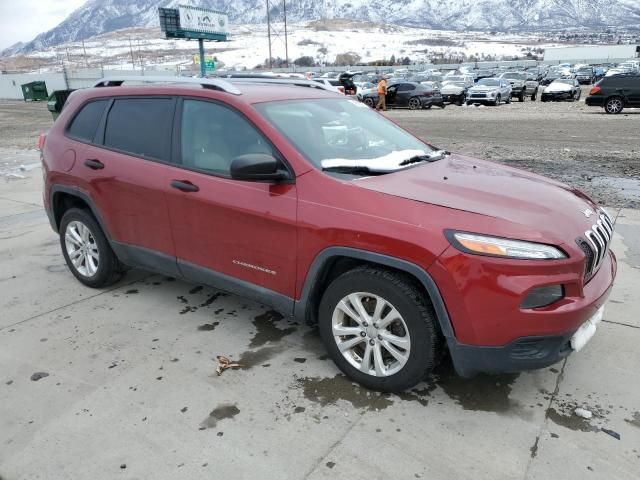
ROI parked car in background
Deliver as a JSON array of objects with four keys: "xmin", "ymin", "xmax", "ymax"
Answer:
[
  {"xmin": 541, "ymin": 79, "xmax": 581, "ymax": 102},
  {"xmin": 466, "ymin": 78, "xmax": 512, "ymax": 106},
  {"xmin": 617, "ymin": 61, "xmax": 640, "ymax": 73},
  {"xmin": 354, "ymin": 81, "xmax": 375, "ymax": 99},
  {"xmin": 499, "ymin": 72, "xmax": 538, "ymax": 101},
  {"xmin": 586, "ymin": 73, "xmax": 640, "ymax": 114},
  {"xmin": 42, "ymin": 76, "xmax": 616, "ymax": 392},
  {"xmin": 575, "ymin": 67, "xmax": 596, "ymax": 85},
  {"xmin": 361, "ymin": 82, "xmax": 445, "ymax": 110},
  {"xmin": 475, "ymin": 69, "xmax": 495, "ymax": 81},
  {"xmin": 440, "ymin": 76, "xmax": 474, "ymax": 105},
  {"xmin": 313, "ymin": 78, "xmax": 345, "ymax": 94},
  {"xmin": 338, "ymin": 71, "xmax": 362, "ymax": 95}
]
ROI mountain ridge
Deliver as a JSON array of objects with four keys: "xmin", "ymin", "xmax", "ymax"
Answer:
[{"xmin": 3, "ymin": 0, "xmax": 640, "ymax": 57}]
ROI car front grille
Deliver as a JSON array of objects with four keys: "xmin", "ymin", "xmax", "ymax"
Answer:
[
  {"xmin": 470, "ymin": 93, "xmax": 487, "ymax": 98},
  {"xmin": 577, "ymin": 210, "xmax": 614, "ymax": 280}
]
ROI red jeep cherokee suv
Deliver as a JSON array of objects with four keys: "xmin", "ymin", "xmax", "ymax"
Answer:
[{"xmin": 41, "ymin": 76, "xmax": 616, "ymax": 392}]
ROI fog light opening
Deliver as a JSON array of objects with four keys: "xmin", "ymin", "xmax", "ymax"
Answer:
[{"xmin": 521, "ymin": 285, "xmax": 564, "ymax": 309}]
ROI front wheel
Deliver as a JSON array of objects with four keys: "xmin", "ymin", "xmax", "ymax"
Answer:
[
  {"xmin": 493, "ymin": 95, "xmax": 501, "ymax": 106},
  {"xmin": 59, "ymin": 208, "xmax": 125, "ymax": 288},
  {"xmin": 518, "ymin": 92, "xmax": 525, "ymax": 102},
  {"xmin": 408, "ymin": 97, "xmax": 421, "ymax": 110},
  {"xmin": 318, "ymin": 267, "xmax": 439, "ymax": 392},
  {"xmin": 531, "ymin": 88, "xmax": 538, "ymax": 101}
]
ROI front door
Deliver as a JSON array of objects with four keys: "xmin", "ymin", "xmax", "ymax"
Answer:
[{"xmin": 164, "ymin": 98, "xmax": 298, "ymax": 309}]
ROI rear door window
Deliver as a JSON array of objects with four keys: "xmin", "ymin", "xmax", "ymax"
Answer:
[
  {"xmin": 103, "ymin": 98, "xmax": 174, "ymax": 161},
  {"xmin": 67, "ymin": 100, "xmax": 108, "ymax": 143}
]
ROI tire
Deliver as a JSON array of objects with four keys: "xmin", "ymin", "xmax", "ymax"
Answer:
[
  {"xmin": 318, "ymin": 266, "xmax": 439, "ymax": 392},
  {"xmin": 408, "ymin": 97, "xmax": 421, "ymax": 110},
  {"xmin": 518, "ymin": 92, "xmax": 525, "ymax": 102},
  {"xmin": 364, "ymin": 97, "xmax": 375, "ymax": 108},
  {"xmin": 531, "ymin": 88, "xmax": 538, "ymax": 101},
  {"xmin": 59, "ymin": 208, "xmax": 125, "ymax": 288},
  {"xmin": 456, "ymin": 97, "xmax": 463, "ymax": 106},
  {"xmin": 541, "ymin": 96, "xmax": 547, "ymax": 103},
  {"xmin": 493, "ymin": 95, "xmax": 501, "ymax": 106},
  {"xmin": 575, "ymin": 90, "xmax": 581, "ymax": 101},
  {"xmin": 505, "ymin": 94, "xmax": 512, "ymax": 104},
  {"xmin": 423, "ymin": 104, "xmax": 432, "ymax": 109},
  {"xmin": 440, "ymin": 103, "xmax": 446, "ymax": 109},
  {"xmin": 604, "ymin": 96, "xmax": 624, "ymax": 114}
]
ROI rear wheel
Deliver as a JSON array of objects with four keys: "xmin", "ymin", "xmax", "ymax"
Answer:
[
  {"xmin": 408, "ymin": 97, "xmax": 421, "ymax": 110},
  {"xmin": 364, "ymin": 97, "xmax": 375, "ymax": 108},
  {"xmin": 604, "ymin": 96, "xmax": 623, "ymax": 114},
  {"xmin": 575, "ymin": 89, "xmax": 581, "ymax": 101},
  {"xmin": 518, "ymin": 91, "xmax": 525, "ymax": 102},
  {"xmin": 318, "ymin": 267, "xmax": 439, "ymax": 392},
  {"xmin": 531, "ymin": 88, "xmax": 538, "ymax": 101},
  {"xmin": 59, "ymin": 208, "xmax": 125, "ymax": 288}
]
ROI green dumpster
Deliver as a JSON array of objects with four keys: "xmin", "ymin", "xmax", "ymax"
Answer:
[
  {"xmin": 47, "ymin": 89, "xmax": 75, "ymax": 121},
  {"xmin": 21, "ymin": 81, "xmax": 48, "ymax": 101}
]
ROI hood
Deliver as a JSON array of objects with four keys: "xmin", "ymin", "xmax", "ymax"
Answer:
[
  {"xmin": 354, "ymin": 154, "xmax": 599, "ymax": 244},
  {"xmin": 505, "ymin": 79, "xmax": 525, "ymax": 86},
  {"xmin": 545, "ymin": 82, "xmax": 573, "ymax": 92},
  {"xmin": 440, "ymin": 84, "xmax": 465, "ymax": 94},
  {"xmin": 468, "ymin": 85, "xmax": 499, "ymax": 93}
]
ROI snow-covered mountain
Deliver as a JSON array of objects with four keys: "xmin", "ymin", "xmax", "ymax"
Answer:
[{"xmin": 4, "ymin": 0, "xmax": 640, "ymax": 56}]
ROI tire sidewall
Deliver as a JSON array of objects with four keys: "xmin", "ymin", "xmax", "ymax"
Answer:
[
  {"xmin": 318, "ymin": 270, "xmax": 435, "ymax": 392},
  {"xmin": 59, "ymin": 208, "xmax": 116, "ymax": 288}
]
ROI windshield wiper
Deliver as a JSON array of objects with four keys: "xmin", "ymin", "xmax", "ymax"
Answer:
[
  {"xmin": 322, "ymin": 165, "xmax": 374, "ymax": 175},
  {"xmin": 399, "ymin": 150, "xmax": 449, "ymax": 166}
]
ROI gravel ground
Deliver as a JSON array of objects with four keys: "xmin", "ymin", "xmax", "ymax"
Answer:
[{"xmin": 1, "ymin": 90, "xmax": 638, "ymax": 207}]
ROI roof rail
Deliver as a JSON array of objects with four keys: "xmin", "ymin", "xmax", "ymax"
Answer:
[
  {"xmin": 223, "ymin": 76, "xmax": 336, "ymax": 92},
  {"xmin": 93, "ymin": 76, "xmax": 241, "ymax": 95}
]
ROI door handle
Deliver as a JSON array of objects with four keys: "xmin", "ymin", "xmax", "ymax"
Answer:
[
  {"xmin": 84, "ymin": 159, "xmax": 104, "ymax": 170},
  {"xmin": 170, "ymin": 180, "xmax": 199, "ymax": 193}
]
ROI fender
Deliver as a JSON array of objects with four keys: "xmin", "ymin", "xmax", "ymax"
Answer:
[{"xmin": 293, "ymin": 247, "xmax": 456, "ymax": 342}]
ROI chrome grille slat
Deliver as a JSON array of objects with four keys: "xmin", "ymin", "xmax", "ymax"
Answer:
[{"xmin": 580, "ymin": 210, "xmax": 614, "ymax": 279}]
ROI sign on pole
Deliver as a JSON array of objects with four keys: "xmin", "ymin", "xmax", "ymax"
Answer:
[{"xmin": 178, "ymin": 6, "xmax": 228, "ymax": 36}]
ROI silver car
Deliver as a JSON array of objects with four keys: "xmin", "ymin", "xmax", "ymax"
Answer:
[{"xmin": 466, "ymin": 78, "xmax": 512, "ymax": 106}]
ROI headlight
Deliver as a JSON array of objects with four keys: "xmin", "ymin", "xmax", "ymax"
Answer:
[{"xmin": 446, "ymin": 231, "xmax": 567, "ymax": 260}]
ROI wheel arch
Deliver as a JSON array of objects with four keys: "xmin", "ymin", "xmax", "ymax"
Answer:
[
  {"xmin": 50, "ymin": 185, "xmax": 112, "ymax": 241},
  {"xmin": 294, "ymin": 247, "xmax": 455, "ymax": 341}
]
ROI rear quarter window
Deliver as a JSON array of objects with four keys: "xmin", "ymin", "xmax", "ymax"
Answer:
[
  {"xmin": 66, "ymin": 100, "xmax": 108, "ymax": 143},
  {"xmin": 103, "ymin": 98, "xmax": 174, "ymax": 161}
]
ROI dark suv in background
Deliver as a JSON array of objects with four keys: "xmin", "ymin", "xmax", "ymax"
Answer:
[{"xmin": 586, "ymin": 73, "xmax": 640, "ymax": 114}]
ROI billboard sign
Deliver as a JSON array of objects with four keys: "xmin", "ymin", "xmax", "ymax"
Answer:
[{"xmin": 179, "ymin": 5, "xmax": 228, "ymax": 36}]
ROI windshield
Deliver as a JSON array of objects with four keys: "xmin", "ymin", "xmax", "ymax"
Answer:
[
  {"xmin": 553, "ymin": 79, "xmax": 574, "ymax": 85},
  {"xmin": 255, "ymin": 99, "xmax": 436, "ymax": 174},
  {"xmin": 477, "ymin": 79, "xmax": 500, "ymax": 86},
  {"xmin": 446, "ymin": 76, "xmax": 465, "ymax": 82},
  {"xmin": 444, "ymin": 81, "xmax": 465, "ymax": 87}
]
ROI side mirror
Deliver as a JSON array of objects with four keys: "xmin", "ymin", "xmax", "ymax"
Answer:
[{"xmin": 230, "ymin": 154, "xmax": 290, "ymax": 182}]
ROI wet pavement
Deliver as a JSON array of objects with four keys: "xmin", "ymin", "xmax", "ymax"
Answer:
[{"xmin": 1, "ymin": 171, "xmax": 639, "ymax": 479}]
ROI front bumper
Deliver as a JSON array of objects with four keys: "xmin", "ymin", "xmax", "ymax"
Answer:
[
  {"xmin": 429, "ymin": 243, "xmax": 617, "ymax": 376},
  {"xmin": 442, "ymin": 93, "xmax": 465, "ymax": 103},
  {"xmin": 542, "ymin": 91, "xmax": 573, "ymax": 101}
]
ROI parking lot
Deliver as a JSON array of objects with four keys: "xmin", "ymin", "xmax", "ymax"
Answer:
[{"xmin": 1, "ymin": 99, "xmax": 639, "ymax": 479}]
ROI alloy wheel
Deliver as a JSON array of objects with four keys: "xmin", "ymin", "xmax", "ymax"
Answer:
[
  {"xmin": 408, "ymin": 97, "xmax": 421, "ymax": 110},
  {"xmin": 606, "ymin": 98, "xmax": 622, "ymax": 114},
  {"xmin": 331, "ymin": 292, "xmax": 411, "ymax": 377},
  {"xmin": 64, "ymin": 220, "xmax": 100, "ymax": 277}
]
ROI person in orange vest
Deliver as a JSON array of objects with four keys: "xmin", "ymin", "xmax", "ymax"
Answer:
[{"xmin": 376, "ymin": 76, "xmax": 388, "ymax": 111}]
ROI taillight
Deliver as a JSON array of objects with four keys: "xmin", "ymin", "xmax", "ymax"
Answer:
[
  {"xmin": 38, "ymin": 133, "xmax": 47, "ymax": 151},
  {"xmin": 589, "ymin": 86, "xmax": 601, "ymax": 95},
  {"xmin": 422, "ymin": 92, "xmax": 433, "ymax": 97}
]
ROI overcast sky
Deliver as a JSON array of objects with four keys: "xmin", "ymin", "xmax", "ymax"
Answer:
[{"xmin": 0, "ymin": 0, "xmax": 87, "ymax": 50}]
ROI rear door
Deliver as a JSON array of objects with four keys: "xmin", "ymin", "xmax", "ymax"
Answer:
[
  {"xmin": 163, "ymin": 98, "xmax": 298, "ymax": 308},
  {"xmin": 78, "ymin": 96, "xmax": 178, "ymax": 275}
]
